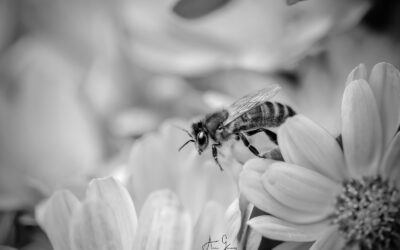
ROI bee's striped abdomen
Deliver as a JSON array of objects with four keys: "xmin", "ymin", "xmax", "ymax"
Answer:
[
  {"xmin": 266, "ymin": 102, "xmax": 295, "ymax": 127},
  {"xmin": 224, "ymin": 101, "xmax": 295, "ymax": 136},
  {"xmin": 261, "ymin": 102, "xmax": 275, "ymax": 125}
]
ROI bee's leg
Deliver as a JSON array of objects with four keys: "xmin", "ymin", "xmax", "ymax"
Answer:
[
  {"xmin": 238, "ymin": 133, "xmax": 265, "ymax": 158},
  {"xmin": 211, "ymin": 143, "xmax": 224, "ymax": 171},
  {"xmin": 246, "ymin": 128, "xmax": 278, "ymax": 145}
]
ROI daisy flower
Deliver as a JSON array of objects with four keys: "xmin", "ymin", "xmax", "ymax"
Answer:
[
  {"xmin": 239, "ymin": 62, "xmax": 400, "ymax": 249},
  {"xmin": 36, "ymin": 176, "xmax": 234, "ymax": 250},
  {"xmin": 36, "ymin": 177, "xmax": 192, "ymax": 250}
]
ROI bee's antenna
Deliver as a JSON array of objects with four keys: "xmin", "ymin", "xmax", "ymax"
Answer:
[
  {"xmin": 173, "ymin": 125, "xmax": 193, "ymax": 138},
  {"xmin": 178, "ymin": 140, "xmax": 194, "ymax": 151}
]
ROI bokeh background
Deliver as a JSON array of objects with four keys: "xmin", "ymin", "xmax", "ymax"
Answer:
[{"xmin": 0, "ymin": 0, "xmax": 399, "ymax": 249}]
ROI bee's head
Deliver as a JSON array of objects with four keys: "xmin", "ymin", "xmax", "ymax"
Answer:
[
  {"xmin": 191, "ymin": 122, "xmax": 209, "ymax": 155},
  {"xmin": 176, "ymin": 122, "xmax": 209, "ymax": 154}
]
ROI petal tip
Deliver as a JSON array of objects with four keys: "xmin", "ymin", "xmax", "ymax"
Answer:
[{"xmin": 346, "ymin": 64, "xmax": 368, "ymax": 85}]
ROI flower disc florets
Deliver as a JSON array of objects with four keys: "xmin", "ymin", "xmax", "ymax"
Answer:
[{"xmin": 333, "ymin": 176, "xmax": 400, "ymax": 250}]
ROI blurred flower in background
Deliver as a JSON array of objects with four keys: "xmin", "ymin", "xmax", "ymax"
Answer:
[
  {"xmin": 0, "ymin": 37, "xmax": 103, "ymax": 210},
  {"xmin": 294, "ymin": 2, "xmax": 400, "ymax": 133},
  {"xmin": 127, "ymin": 120, "xmax": 239, "ymax": 221},
  {"xmin": 36, "ymin": 177, "xmax": 138, "ymax": 250},
  {"xmin": 121, "ymin": 0, "xmax": 369, "ymax": 76},
  {"xmin": 21, "ymin": 0, "xmax": 120, "ymax": 65},
  {"xmin": 36, "ymin": 177, "xmax": 233, "ymax": 250}
]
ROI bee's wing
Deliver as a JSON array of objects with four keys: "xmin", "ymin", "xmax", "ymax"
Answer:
[{"xmin": 223, "ymin": 85, "xmax": 281, "ymax": 126}]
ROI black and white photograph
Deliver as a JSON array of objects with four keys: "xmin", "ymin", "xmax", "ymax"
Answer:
[{"xmin": 0, "ymin": 0, "xmax": 399, "ymax": 249}]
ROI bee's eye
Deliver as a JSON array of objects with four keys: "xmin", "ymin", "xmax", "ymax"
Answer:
[{"xmin": 197, "ymin": 131, "xmax": 208, "ymax": 146}]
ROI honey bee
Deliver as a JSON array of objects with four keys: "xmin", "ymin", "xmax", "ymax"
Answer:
[{"xmin": 179, "ymin": 85, "xmax": 295, "ymax": 171}]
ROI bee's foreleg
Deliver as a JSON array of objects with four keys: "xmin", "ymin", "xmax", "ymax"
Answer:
[
  {"xmin": 211, "ymin": 143, "xmax": 224, "ymax": 171},
  {"xmin": 238, "ymin": 133, "xmax": 265, "ymax": 158},
  {"xmin": 246, "ymin": 128, "xmax": 278, "ymax": 145}
]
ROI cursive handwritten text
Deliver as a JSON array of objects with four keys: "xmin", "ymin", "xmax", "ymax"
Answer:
[{"xmin": 202, "ymin": 234, "xmax": 237, "ymax": 250}]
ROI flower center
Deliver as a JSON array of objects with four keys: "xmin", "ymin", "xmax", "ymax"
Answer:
[{"xmin": 332, "ymin": 176, "xmax": 400, "ymax": 250}]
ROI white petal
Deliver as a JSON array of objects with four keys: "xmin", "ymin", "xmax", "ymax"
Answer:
[
  {"xmin": 248, "ymin": 216, "xmax": 329, "ymax": 242},
  {"xmin": 127, "ymin": 120, "xmax": 190, "ymax": 214},
  {"xmin": 236, "ymin": 196, "xmax": 254, "ymax": 244},
  {"xmin": 380, "ymin": 132, "xmax": 400, "ymax": 186},
  {"xmin": 262, "ymin": 162, "xmax": 340, "ymax": 216},
  {"xmin": 35, "ymin": 190, "xmax": 79, "ymax": 250},
  {"xmin": 369, "ymin": 62, "xmax": 400, "ymax": 148},
  {"xmin": 192, "ymin": 201, "xmax": 225, "ymax": 250},
  {"xmin": 135, "ymin": 190, "xmax": 192, "ymax": 250},
  {"xmin": 243, "ymin": 158, "xmax": 275, "ymax": 174},
  {"xmin": 86, "ymin": 177, "xmax": 137, "ymax": 250},
  {"xmin": 272, "ymin": 242, "xmax": 313, "ymax": 250},
  {"xmin": 310, "ymin": 227, "xmax": 345, "ymax": 250},
  {"xmin": 346, "ymin": 64, "xmax": 367, "ymax": 85},
  {"xmin": 69, "ymin": 200, "xmax": 124, "ymax": 250},
  {"xmin": 245, "ymin": 229, "xmax": 262, "ymax": 250},
  {"xmin": 342, "ymin": 80, "xmax": 383, "ymax": 177},
  {"xmin": 224, "ymin": 199, "xmax": 241, "ymax": 243},
  {"xmin": 239, "ymin": 159, "xmax": 273, "ymax": 215},
  {"xmin": 178, "ymin": 152, "xmax": 238, "ymax": 221},
  {"xmin": 279, "ymin": 115, "xmax": 347, "ymax": 182},
  {"xmin": 239, "ymin": 160, "xmax": 331, "ymax": 224}
]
